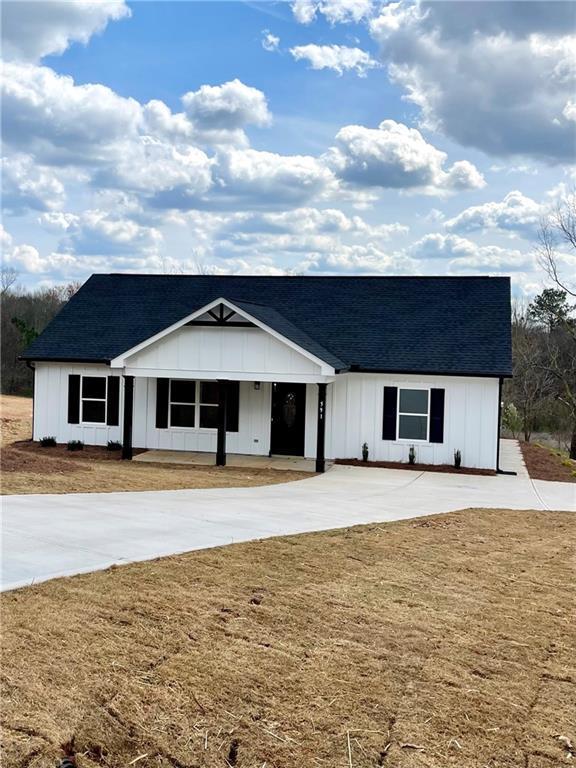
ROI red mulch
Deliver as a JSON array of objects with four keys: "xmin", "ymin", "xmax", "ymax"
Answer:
[
  {"xmin": 335, "ymin": 458, "xmax": 496, "ymax": 476},
  {"xmin": 520, "ymin": 441, "xmax": 576, "ymax": 483}
]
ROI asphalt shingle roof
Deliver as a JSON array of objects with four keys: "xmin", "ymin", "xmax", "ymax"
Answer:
[{"xmin": 22, "ymin": 274, "xmax": 512, "ymax": 376}]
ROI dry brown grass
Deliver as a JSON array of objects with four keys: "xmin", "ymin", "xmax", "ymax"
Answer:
[
  {"xmin": 2, "ymin": 508, "xmax": 575, "ymax": 768},
  {"xmin": 0, "ymin": 395, "xmax": 311, "ymax": 494}
]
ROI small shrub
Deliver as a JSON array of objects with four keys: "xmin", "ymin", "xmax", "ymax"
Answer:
[
  {"xmin": 502, "ymin": 403, "xmax": 522, "ymax": 438},
  {"xmin": 362, "ymin": 442, "xmax": 369, "ymax": 462},
  {"xmin": 67, "ymin": 440, "xmax": 84, "ymax": 452},
  {"xmin": 408, "ymin": 445, "xmax": 416, "ymax": 465},
  {"xmin": 107, "ymin": 440, "xmax": 122, "ymax": 452},
  {"xmin": 454, "ymin": 449, "xmax": 462, "ymax": 469},
  {"xmin": 39, "ymin": 436, "xmax": 56, "ymax": 447}
]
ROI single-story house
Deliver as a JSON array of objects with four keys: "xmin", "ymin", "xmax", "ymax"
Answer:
[{"xmin": 22, "ymin": 275, "xmax": 512, "ymax": 472}]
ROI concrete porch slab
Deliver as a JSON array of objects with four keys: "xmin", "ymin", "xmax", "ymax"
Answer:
[{"xmin": 133, "ymin": 449, "xmax": 320, "ymax": 473}]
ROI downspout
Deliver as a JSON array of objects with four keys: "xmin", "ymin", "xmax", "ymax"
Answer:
[
  {"xmin": 496, "ymin": 375, "xmax": 517, "ymax": 476},
  {"xmin": 26, "ymin": 361, "xmax": 35, "ymax": 441}
]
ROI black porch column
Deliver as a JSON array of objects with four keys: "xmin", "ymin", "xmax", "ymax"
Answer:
[
  {"xmin": 122, "ymin": 375, "xmax": 134, "ymax": 460},
  {"xmin": 316, "ymin": 382, "xmax": 327, "ymax": 473},
  {"xmin": 216, "ymin": 379, "xmax": 228, "ymax": 466}
]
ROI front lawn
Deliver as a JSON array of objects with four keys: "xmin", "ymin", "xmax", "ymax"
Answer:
[
  {"xmin": 0, "ymin": 395, "xmax": 311, "ymax": 494},
  {"xmin": 2, "ymin": 508, "xmax": 574, "ymax": 767}
]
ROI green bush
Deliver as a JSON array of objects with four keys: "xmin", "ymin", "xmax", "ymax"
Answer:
[
  {"xmin": 67, "ymin": 440, "xmax": 84, "ymax": 452},
  {"xmin": 39, "ymin": 436, "xmax": 56, "ymax": 447},
  {"xmin": 107, "ymin": 440, "xmax": 122, "ymax": 451}
]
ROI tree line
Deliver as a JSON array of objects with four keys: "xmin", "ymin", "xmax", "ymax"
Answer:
[{"xmin": 1, "ymin": 269, "xmax": 80, "ymax": 395}]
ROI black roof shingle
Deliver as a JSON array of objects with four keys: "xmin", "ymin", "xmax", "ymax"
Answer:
[{"xmin": 22, "ymin": 274, "xmax": 512, "ymax": 377}]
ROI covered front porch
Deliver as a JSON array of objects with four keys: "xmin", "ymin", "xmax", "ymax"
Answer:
[
  {"xmin": 132, "ymin": 449, "xmax": 322, "ymax": 473},
  {"xmin": 113, "ymin": 297, "xmax": 339, "ymax": 473}
]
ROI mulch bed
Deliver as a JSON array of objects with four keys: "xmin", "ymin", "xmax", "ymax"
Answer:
[
  {"xmin": 520, "ymin": 441, "xmax": 576, "ymax": 483},
  {"xmin": 335, "ymin": 458, "xmax": 496, "ymax": 476}
]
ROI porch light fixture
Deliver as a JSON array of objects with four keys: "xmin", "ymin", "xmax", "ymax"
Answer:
[{"xmin": 254, "ymin": 381, "xmax": 261, "ymax": 390}]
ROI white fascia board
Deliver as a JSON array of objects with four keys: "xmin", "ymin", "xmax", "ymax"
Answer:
[{"xmin": 110, "ymin": 297, "xmax": 336, "ymax": 375}]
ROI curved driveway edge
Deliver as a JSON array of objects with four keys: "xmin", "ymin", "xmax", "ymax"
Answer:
[{"xmin": 3, "ymin": 456, "xmax": 574, "ymax": 592}]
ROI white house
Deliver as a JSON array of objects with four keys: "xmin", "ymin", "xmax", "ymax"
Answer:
[{"xmin": 22, "ymin": 275, "xmax": 512, "ymax": 471}]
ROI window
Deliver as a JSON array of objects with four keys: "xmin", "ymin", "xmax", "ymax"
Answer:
[
  {"xmin": 169, "ymin": 380, "xmax": 220, "ymax": 429},
  {"xmin": 81, "ymin": 376, "xmax": 107, "ymax": 424},
  {"xmin": 397, "ymin": 388, "xmax": 429, "ymax": 441}
]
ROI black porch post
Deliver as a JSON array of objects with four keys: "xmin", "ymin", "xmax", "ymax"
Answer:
[
  {"xmin": 122, "ymin": 375, "xmax": 134, "ymax": 460},
  {"xmin": 316, "ymin": 382, "xmax": 327, "ymax": 473},
  {"xmin": 216, "ymin": 379, "xmax": 228, "ymax": 466}
]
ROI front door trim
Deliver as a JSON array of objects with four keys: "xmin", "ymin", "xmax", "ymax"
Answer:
[{"xmin": 270, "ymin": 382, "xmax": 306, "ymax": 457}]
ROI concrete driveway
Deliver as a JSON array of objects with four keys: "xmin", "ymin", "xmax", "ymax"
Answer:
[{"xmin": 2, "ymin": 441, "xmax": 574, "ymax": 591}]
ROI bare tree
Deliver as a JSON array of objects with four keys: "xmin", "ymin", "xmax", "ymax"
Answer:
[
  {"xmin": 537, "ymin": 189, "xmax": 576, "ymax": 299},
  {"xmin": 1, "ymin": 267, "xmax": 18, "ymax": 296},
  {"xmin": 509, "ymin": 301, "xmax": 556, "ymax": 442}
]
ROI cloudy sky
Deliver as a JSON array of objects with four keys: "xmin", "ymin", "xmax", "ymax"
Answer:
[{"xmin": 1, "ymin": 0, "xmax": 575, "ymax": 293}]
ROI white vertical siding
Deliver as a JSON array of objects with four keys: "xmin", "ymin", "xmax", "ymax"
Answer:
[
  {"xmin": 33, "ymin": 365, "xmax": 500, "ymax": 469},
  {"xmin": 326, "ymin": 373, "xmax": 499, "ymax": 470},
  {"xmin": 125, "ymin": 326, "xmax": 323, "ymax": 377},
  {"xmin": 33, "ymin": 363, "xmax": 123, "ymax": 446}
]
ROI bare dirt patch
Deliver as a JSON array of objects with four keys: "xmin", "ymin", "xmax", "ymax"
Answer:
[
  {"xmin": 0, "ymin": 395, "xmax": 311, "ymax": 494},
  {"xmin": 2, "ymin": 508, "xmax": 575, "ymax": 768},
  {"xmin": 520, "ymin": 441, "xmax": 576, "ymax": 483}
]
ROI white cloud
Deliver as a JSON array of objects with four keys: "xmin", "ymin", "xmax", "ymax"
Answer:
[
  {"xmin": 182, "ymin": 79, "xmax": 271, "ymax": 131},
  {"xmin": 409, "ymin": 232, "xmax": 534, "ymax": 272},
  {"xmin": 39, "ymin": 209, "xmax": 163, "ymax": 257},
  {"xmin": 290, "ymin": 44, "xmax": 379, "ymax": 76},
  {"xmin": 563, "ymin": 100, "xmax": 576, "ymax": 122},
  {"xmin": 1, "ymin": 224, "xmax": 75, "ymax": 275},
  {"xmin": 2, "ymin": 62, "xmax": 143, "ymax": 165},
  {"xmin": 325, "ymin": 120, "xmax": 485, "ymax": 193},
  {"xmin": 292, "ymin": 0, "xmax": 373, "ymax": 25},
  {"xmin": 262, "ymin": 30, "xmax": 280, "ymax": 52},
  {"xmin": 2, "ymin": 154, "xmax": 65, "ymax": 213},
  {"xmin": 212, "ymin": 148, "xmax": 336, "ymax": 207},
  {"xmin": 1, "ymin": 0, "xmax": 130, "ymax": 62},
  {"xmin": 445, "ymin": 191, "xmax": 543, "ymax": 239},
  {"xmin": 369, "ymin": 1, "xmax": 576, "ymax": 163}
]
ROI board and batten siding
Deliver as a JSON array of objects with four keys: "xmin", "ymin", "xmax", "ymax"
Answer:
[
  {"xmin": 33, "ymin": 363, "xmax": 321, "ymax": 457},
  {"xmin": 123, "ymin": 326, "xmax": 323, "ymax": 378},
  {"xmin": 326, "ymin": 373, "xmax": 499, "ymax": 469},
  {"xmin": 33, "ymin": 364, "xmax": 499, "ymax": 469},
  {"xmin": 33, "ymin": 362, "xmax": 123, "ymax": 446}
]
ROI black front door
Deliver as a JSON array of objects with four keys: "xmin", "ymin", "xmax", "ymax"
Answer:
[{"xmin": 270, "ymin": 383, "xmax": 306, "ymax": 456}]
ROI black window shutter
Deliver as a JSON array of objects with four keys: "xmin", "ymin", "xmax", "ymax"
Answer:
[
  {"xmin": 429, "ymin": 388, "xmax": 445, "ymax": 443},
  {"xmin": 382, "ymin": 386, "xmax": 398, "ymax": 440},
  {"xmin": 156, "ymin": 378, "xmax": 169, "ymax": 429},
  {"xmin": 68, "ymin": 374, "xmax": 80, "ymax": 424},
  {"xmin": 107, "ymin": 377, "xmax": 120, "ymax": 426},
  {"xmin": 226, "ymin": 381, "xmax": 240, "ymax": 433}
]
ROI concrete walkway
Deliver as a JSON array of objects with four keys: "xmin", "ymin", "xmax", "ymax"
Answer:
[{"xmin": 2, "ymin": 440, "xmax": 574, "ymax": 591}]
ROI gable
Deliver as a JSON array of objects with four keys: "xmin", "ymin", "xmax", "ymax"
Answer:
[{"xmin": 124, "ymin": 324, "xmax": 323, "ymax": 376}]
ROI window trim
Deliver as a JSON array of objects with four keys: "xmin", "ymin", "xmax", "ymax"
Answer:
[
  {"xmin": 80, "ymin": 374, "xmax": 108, "ymax": 426},
  {"xmin": 396, "ymin": 386, "xmax": 430, "ymax": 443},
  {"xmin": 168, "ymin": 379, "xmax": 219, "ymax": 431}
]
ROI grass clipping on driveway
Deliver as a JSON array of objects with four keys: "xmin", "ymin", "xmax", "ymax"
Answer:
[{"xmin": 3, "ymin": 509, "xmax": 575, "ymax": 768}]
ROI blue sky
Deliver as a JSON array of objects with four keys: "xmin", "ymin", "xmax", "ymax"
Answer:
[{"xmin": 2, "ymin": 0, "xmax": 575, "ymax": 294}]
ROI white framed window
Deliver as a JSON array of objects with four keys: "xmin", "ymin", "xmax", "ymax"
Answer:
[
  {"xmin": 397, "ymin": 387, "xmax": 429, "ymax": 441},
  {"xmin": 81, "ymin": 375, "xmax": 107, "ymax": 424},
  {"xmin": 169, "ymin": 379, "xmax": 219, "ymax": 429}
]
